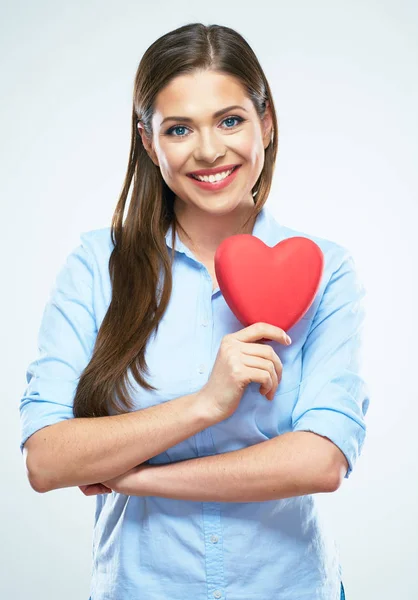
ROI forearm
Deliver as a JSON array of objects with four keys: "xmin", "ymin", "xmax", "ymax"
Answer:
[
  {"xmin": 138, "ymin": 431, "xmax": 335, "ymax": 502},
  {"xmin": 32, "ymin": 393, "xmax": 215, "ymax": 493}
]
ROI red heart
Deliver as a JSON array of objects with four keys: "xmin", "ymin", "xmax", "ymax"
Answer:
[{"xmin": 214, "ymin": 235, "xmax": 324, "ymax": 334}]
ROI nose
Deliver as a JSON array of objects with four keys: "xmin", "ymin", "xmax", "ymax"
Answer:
[{"xmin": 193, "ymin": 130, "xmax": 226, "ymax": 163}]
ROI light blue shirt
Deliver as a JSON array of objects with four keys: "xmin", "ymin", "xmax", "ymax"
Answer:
[{"xmin": 19, "ymin": 204, "xmax": 369, "ymax": 600}]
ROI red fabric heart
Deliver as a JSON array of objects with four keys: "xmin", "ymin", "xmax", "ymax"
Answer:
[{"xmin": 214, "ymin": 234, "xmax": 324, "ymax": 334}]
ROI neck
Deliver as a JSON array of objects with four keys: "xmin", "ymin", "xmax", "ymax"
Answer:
[{"xmin": 174, "ymin": 198, "xmax": 258, "ymax": 258}]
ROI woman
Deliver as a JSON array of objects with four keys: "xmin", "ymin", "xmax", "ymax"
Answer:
[{"xmin": 19, "ymin": 23, "xmax": 369, "ymax": 600}]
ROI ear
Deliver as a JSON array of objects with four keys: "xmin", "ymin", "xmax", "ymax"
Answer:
[
  {"xmin": 262, "ymin": 101, "xmax": 274, "ymax": 149},
  {"xmin": 136, "ymin": 120, "xmax": 160, "ymax": 168}
]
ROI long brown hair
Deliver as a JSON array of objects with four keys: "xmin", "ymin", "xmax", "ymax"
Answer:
[{"xmin": 73, "ymin": 22, "xmax": 279, "ymax": 418}]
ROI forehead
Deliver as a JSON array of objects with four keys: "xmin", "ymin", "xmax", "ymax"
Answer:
[{"xmin": 153, "ymin": 71, "xmax": 251, "ymax": 119}]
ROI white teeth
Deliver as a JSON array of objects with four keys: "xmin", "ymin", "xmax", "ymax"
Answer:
[{"xmin": 193, "ymin": 168, "xmax": 235, "ymax": 183}]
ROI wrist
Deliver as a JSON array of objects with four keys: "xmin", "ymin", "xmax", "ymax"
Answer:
[{"xmin": 193, "ymin": 388, "xmax": 224, "ymax": 426}]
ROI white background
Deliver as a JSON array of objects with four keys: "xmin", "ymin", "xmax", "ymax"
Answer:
[{"xmin": 3, "ymin": 1, "xmax": 417, "ymax": 598}]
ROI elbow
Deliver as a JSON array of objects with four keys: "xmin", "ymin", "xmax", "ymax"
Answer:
[
  {"xmin": 323, "ymin": 463, "xmax": 346, "ymax": 493},
  {"xmin": 323, "ymin": 473, "xmax": 341, "ymax": 493},
  {"xmin": 29, "ymin": 476, "xmax": 49, "ymax": 494},
  {"xmin": 331, "ymin": 454, "xmax": 350, "ymax": 491},
  {"xmin": 27, "ymin": 458, "xmax": 51, "ymax": 493},
  {"xmin": 23, "ymin": 442, "xmax": 51, "ymax": 494},
  {"xmin": 25, "ymin": 460, "xmax": 50, "ymax": 493}
]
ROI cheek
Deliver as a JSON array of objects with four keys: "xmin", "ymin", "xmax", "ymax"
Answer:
[
  {"xmin": 160, "ymin": 147, "xmax": 189, "ymax": 178},
  {"xmin": 249, "ymin": 138, "xmax": 267, "ymax": 164},
  {"xmin": 233, "ymin": 132, "xmax": 264, "ymax": 166}
]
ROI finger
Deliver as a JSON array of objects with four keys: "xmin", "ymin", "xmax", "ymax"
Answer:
[
  {"xmin": 80, "ymin": 484, "xmax": 111, "ymax": 495},
  {"xmin": 234, "ymin": 322, "xmax": 291, "ymax": 346},
  {"xmin": 244, "ymin": 364, "xmax": 277, "ymax": 399},
  {"xmin": 241, "ymin": 342, "xmax": 283, "ymax": 384},
  {"xmin": 99, "ymin": 484, "xmax": 113, "ymax": 493},
  {"xmin": 243, "ymin": 355, "xmax": 279, "ymax": 393},
  {"xmin": 79, "ymin": 485, "xmax": 98, "ymax": 496}
]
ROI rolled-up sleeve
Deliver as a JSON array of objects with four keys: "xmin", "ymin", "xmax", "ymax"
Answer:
[
  {"xmin": 292, "ymin": 247, "xmax": 370, "ymax": 479},
  {"xmin": 19, "ymin": 233, "xmax": 97, "ymax": 455}
]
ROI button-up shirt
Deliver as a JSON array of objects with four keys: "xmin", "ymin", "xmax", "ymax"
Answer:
[{"xmin": 19, "ymin": 203, "xmax": 369, "ymax": 599}]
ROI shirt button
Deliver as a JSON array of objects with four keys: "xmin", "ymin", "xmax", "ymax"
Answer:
[
  {"xmin": 201, "ymin": 319, "xmax": 208, "ymax": 327},
  {"xmin": 198, "ymin": 364, "xmax": 206, "ymax": 374},
  {"xmin": 210, "ymin": 534, "xmax": 218, "ymax": 543},
  {"xmin": 213, "ymin": 592, "xmax": 222, "ymax": 599}
]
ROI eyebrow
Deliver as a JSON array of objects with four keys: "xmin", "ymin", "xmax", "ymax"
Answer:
[{"xmin": 160, "ymin": 105, "xmax": 248, "ymax": 126}]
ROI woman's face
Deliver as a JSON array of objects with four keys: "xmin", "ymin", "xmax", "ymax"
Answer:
[{"xmin": 139, "ymin": 70, "xmax": 273, "ymax": 218}]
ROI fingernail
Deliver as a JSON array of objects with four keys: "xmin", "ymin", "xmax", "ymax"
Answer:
[{"xmin": 286, "ymin": 335, "xmax": 292, "ymax": 345}]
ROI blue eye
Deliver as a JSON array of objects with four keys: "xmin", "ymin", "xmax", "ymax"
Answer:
[{"xmin": 165, "ymin": 115, "xmax": 244, "ymax": 138}]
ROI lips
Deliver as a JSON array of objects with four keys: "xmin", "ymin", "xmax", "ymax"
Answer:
[
  {"xmin": 187, "ymin": 164, "xmax": 241, "ymax": 178},
  {"xmin": 188, "ymin": 165, "xmax": 240, "ymax": 180},
  {"xmin": 187, "ymin": 164, "xmax": 241, "ymax": 191}
]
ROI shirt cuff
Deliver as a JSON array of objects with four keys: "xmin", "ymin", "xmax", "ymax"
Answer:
[{"xmin": 293, "ymin": 407, "xmax": 367, "ymax": 479}]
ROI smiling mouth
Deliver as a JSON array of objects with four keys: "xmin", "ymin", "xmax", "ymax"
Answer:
[{"xmin": 189, "ymin": 165, "xmax": 240, "ymax": 182}]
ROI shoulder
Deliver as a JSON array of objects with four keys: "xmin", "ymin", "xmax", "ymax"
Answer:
[
  {"xmin": 263, "ymin": 211, "xmax": 361, "ymax": 321},
  {"xmin": 265, "ymin": 211, "xmax": 354, "ymax": 275},
  {"xmin": 78, "ymin": 226, "xmax": 114, "ymax": 263}
]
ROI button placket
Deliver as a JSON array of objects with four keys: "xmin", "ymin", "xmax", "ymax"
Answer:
[
  {"xmin": 196, "ymin": 271, "xmax": 212, "ymax": 378},
  {"xmin": 195, "ymin": 276, "xmax": 225, "ymax": 598}
]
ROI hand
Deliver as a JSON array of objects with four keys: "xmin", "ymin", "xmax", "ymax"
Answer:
[
  {"xmin": 102, "ymin": 463, "xmax": 152, "ymax": 495},
  {"xmin": 197, "ymin": 322, "xmax": 291, "ymax": 422},
  {"xmin": 79, "ymin": 463, "xmax": 152, "ymax": 496},
  {"xmin": 78, "ymin": 483, "xmax": 112, "ymax": 496}
]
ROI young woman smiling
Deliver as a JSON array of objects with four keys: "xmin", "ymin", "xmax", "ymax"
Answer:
[{"xmin": 19, "ymin": 23, "xmax": 367, "ymax": 600}]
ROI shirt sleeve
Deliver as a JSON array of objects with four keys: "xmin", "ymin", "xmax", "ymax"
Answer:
[
  {"xmin": 291, "ymin": 247, "xmax": 370, "ymax": 479},
  {"xmin": 19, "ymin": 233, "xmax": 98, "ymax": 455}
]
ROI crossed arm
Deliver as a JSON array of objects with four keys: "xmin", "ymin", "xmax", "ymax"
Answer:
[{"xmin": 81, "ymin": 431, "xmax": 348, "ymax": 501}]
